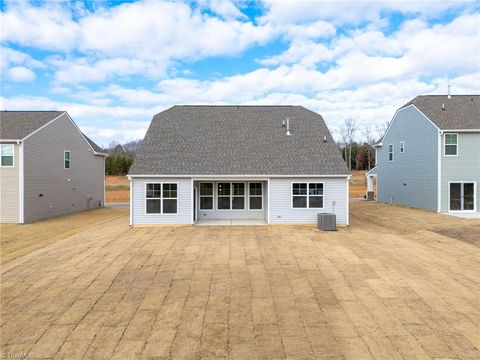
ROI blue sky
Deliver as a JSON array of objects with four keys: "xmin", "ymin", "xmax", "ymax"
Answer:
[{"xmin": 1, "ymin": 0, "xmax": 479, "ymax": 147}]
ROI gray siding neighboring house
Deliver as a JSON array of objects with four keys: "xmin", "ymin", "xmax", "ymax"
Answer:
[
  {"xmin": 0, "ymin": 111, "xmax": 107, "ymax": 224},
  {"xmin": 129, "ymin": 105, "xmax": 350, "ymax": 226},
  {"xmin": 372, "ymin": 95, "xmax": 480, "ymax": 216}
]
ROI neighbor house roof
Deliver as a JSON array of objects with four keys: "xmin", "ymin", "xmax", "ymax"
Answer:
[
  {"xmin": 401, "ymin": 95, "xmax": 480, "ymax": 130},
  {"xmin": 0, "ymin": 111, "xmax": 63, "ymax": 139},
  {"xmin": 0, "ymin": 111, "xmax": 105, "ymax": 154},
  {"xmin": 129, "ymin": 105, "xmax": 349, "ymax": 176}
]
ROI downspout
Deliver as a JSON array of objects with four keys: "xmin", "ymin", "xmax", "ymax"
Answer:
[
  {"xmin": 129, "ymin": 177, "xmax": 133, "ymax": 226},
  {"xmin": 17, "ymin": 140, "xmax": 24, "ymax": 224},
  {"xmin": 437, "ymin": 130, "xmax": 442, "ymax": 212}
]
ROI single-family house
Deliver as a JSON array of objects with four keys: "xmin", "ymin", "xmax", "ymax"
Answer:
[
  {"xmin": 128, "ymin": 105, "xmax": 350, "ymax": 225},
  {"xmin": 0, "ymin": 111, "xmax": 107, "ymax": 223},
  {"xmin": 368, "ymin": 95, "xmax": 479, "ymax": 216}
]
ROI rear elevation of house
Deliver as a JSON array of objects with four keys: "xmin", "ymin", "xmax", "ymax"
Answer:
[
  {"xmin": 369, "ymin": 95, "xmax": 479, "ymax": 216},
  {"xmin": 128, "ymin": 105, "xmax": 350, "ymax": 226},
  {"xmin": 0, "ymin": 111, "xmax": 107, "ymax": 223}
]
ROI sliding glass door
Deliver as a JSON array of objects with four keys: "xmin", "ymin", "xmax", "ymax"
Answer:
[{"xmin": 449, "ymin": 182, "xmax": 475, "ymax": 211}]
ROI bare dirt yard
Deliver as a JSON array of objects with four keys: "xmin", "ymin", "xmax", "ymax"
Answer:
[
  {"xmin": 106, "ymin": 176, "xmax": 130, "ymax": 203},
  {"xmin": 350, "ymin": 170, "xmax": 367, "ymax": 198},
  {"xmin": 1, "ymin": 201, "xmax": 479, "ymax": 359},
  {"xmin": 0, "ymin": 208, "xmax": 126, "ymax": 265}
]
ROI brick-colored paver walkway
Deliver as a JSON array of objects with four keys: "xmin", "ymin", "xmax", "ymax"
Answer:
[{"xmin": 1, "ymin": 201, "xmax": 479, "ymax": 359}]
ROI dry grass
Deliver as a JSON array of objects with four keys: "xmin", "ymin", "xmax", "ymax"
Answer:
[
  {"xmin": 106, "ymin": 176, "xmax": 130, "ymax": 203},
  {"xmin": 0, "ymin": 208, "xmax": 126, "ymax": 265},
  {"xmin": 1, "ymin": 201, "xmax": 479, "ymax": 359}
]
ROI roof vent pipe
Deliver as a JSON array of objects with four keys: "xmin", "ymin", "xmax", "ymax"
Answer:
[
  {"xmin": 286, "ymin": 117, "xmax": 291, "ymax": 136},
  {"xmin": 448, "ymin": 85, "xmax": 451, "ymax": 99},
  {"xmin": 442, "ymin": 103, "xmax": 445, "ymax": 110},
  {"xmin": 282, "ymin": 119, "xmax": 286, "ymax": 127},
  {"xmin": 323, "ymin": 135, "xmax": 327, "ymax": 143}
]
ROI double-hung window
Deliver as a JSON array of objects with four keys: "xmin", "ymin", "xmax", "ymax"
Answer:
[
  {"xmin": 64, "ymin": 150, "xmax": 71, "ymax": 169},
  {"xmin": 400, "ymin": 141, "xmax": 405, "ymax": 153},
  {"xmin": 146, "ymin": 183, "xmax": 177, "ymax": 214},
  {"xmin": 1, "ymin": 144, "xmax": 14, "ymax": 167},
  {"xmin": 232, "ymin": 183, "xmax": 245, "ymax": 210},
  {"xmin": 388, "ymin": 144, "xmax": 394, "ymax": 162},
  {"xmin": 249, "ymin": 183, "xmax": 263, "ymax": 210},
  {"xmin": 199, "ymin": 183, "xmax": 213, "ymax": 210},
  {"xmin": 217, "ymin": 182, "xmax": 245, "ymax": 210},
  {"xmin": 292, "ymin": 183, "xmax": 324, "ymax": 208},
  {"xmin": 444, "ymin": 133, "xmax": 458, "ymax": 156}
]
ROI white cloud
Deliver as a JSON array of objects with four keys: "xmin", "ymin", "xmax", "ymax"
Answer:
[{"xmin": 8, "ymin": 66, "xmax": 36, "ymax": 82}]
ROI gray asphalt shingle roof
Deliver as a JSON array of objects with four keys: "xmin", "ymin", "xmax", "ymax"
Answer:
[
  {"xmin": 129, "ymin": 105, "xmax": 349, "ymax": 176},
  {"xmin": 0, "ymin": 111, "xmax": 63, "ymax": 139},
  {"xmin": 0, "ymin": 111, "xmax": 104, "ymax": 153},
  {"xmin": 402, "ymin": 95, "xmax": 480, "ymax": 130}
]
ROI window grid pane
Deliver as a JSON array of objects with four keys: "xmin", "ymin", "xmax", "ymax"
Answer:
[
  {"xmin": 309, "ymin": 183, "xmax": 323, "ymax": 195},
  {"xmin": 146, "ymin": 199, "xmax": 161, "ymax": 213},
  {"xmin": 445, "ymin": 144, "xmax": 457, "ymax": 155},
  {"xmin": 293, "ymin": 183, "xmax": 307, "ymax": 195},
  {"xmin": 233, "ymin": 183, "xmax": 245, "ymax": 196},
  {"xmin": 293, "ymin": 196, "xmax": 307, "ymax": 208},
  {"xmin": 163, "ymin": 183, "xmax": 177, "ymax": 198},
  {"xmin": 218, "ymin": 183, "xmax": 230, "ymax": 196},
  {"xmin": 249, "ymin": 183, "xmax": 262, "ymax": 196},
  {"xmin": 1, "ymin": 145, "xmax": 13, "ymax": 156},
  {"xmin": 200, "ymin": 183, "xmax": 213, "ymax": 196}
]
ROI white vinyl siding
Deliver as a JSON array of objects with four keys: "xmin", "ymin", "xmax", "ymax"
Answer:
[
  {"xmin": 132, "ymin": 178, "xmax": 191, "ymax": 225},
  {"xmin": 269, "ymin": 177, "xmax": 348, "ymax": 225}
]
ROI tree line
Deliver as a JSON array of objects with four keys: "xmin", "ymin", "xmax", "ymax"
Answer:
[
  {"xmin": 105, "ymin": 140, "xmax": 141, "ymax": 175},
  {"xmin": 335, "ymin": 119, "xmax": 389, "ymax": 171}
]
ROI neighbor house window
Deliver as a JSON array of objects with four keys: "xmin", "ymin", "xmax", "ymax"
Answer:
[
  {"xmin": 146, "ymin": 183, "xmax": 177, "ymax": 214},
  {"xmin": 64, "ymin": 150, "xmax": 70, "ymax": 169},
  {"xmin": 444, "ymin": 133, "xmax": 458, "ymax": 156},
  {"xmin": 1, "ymin": 144, "xmax": 14, "ymax": 167},
  {"xmin": 292, "ymin": 183, "xmax": 324, "ymax": 209},
  {"xmin": 388, "ymin": 144, "xmax": 394, "ymax": 162},
  {"xmin": 249, "ymin": 182, "xmax": 263, "ymax": 210},
  {"xmin": 400, "ymin": 141, "xmax": 405, "ymax": 153},
  {"xmin": 217, "ymin": 182, "xmax": 245, "ymax": 210},
  {"xmin": 199, "ymin": 183, "xmax": 213, "ymax": 210}
]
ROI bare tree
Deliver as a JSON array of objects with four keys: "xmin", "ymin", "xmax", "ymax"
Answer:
[
  {"xmin": 375, "ymin": 120, "xmax": 390, "ymax": 140},
  {"xmin": 362, "ymin": 126, "xmax": 375, "ymax": 170},
  {"xmin": 341, "ymin": 118, "xmax": 357, "ymax": 171}
]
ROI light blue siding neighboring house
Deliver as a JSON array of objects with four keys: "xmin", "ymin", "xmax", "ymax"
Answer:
[
  {"xmin": 372, "ymin": 95, "xmax": 480, "ymax": 216},
  {"xmin": 128, "ymin": 106, "xmax": 350, "ymax": 226}
]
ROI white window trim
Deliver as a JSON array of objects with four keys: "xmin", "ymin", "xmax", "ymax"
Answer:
[
  {"xmin": 400, "ymin": 141, "xmax": 405, "ymax": 153},
  {"xmin": 248, "ymin": 182, "xmax": 263, "ymax": 211},
  {"xmin": 0, "ymin": 144, "xmax": 14, "ymax": 167},
  {"xmin": 199, "ymin": 182, "xmax": 214, "ymax": 211},
  {"xmin": 291, "ymin": 182, "xmax": 325, "ymax": 210},
  {"xmin": 388, "ymin": 144, "xmax": 394, "ymax": 162},
  {"xmin": 144, "ymin": 182, "xmax": 178, "ymax": 215},
  {"xmin": 448, "ymin": 181, "xmax": 476, "ymax": 213},
  {"xmin": 64, "ymin": 150, "xmax": 71, "ymax": 169},
  {"xmin": 444, "ymin": 133, "xmax": 459, "ymax": 157},
  {"xmin": 217, "ymin": 182, "xmax": 246, "ymax": 211}
]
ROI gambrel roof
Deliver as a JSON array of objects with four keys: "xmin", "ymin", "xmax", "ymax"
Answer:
[{"xmin": 129, "ymin": 105, "xmax": 349, "ymax": 176}]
